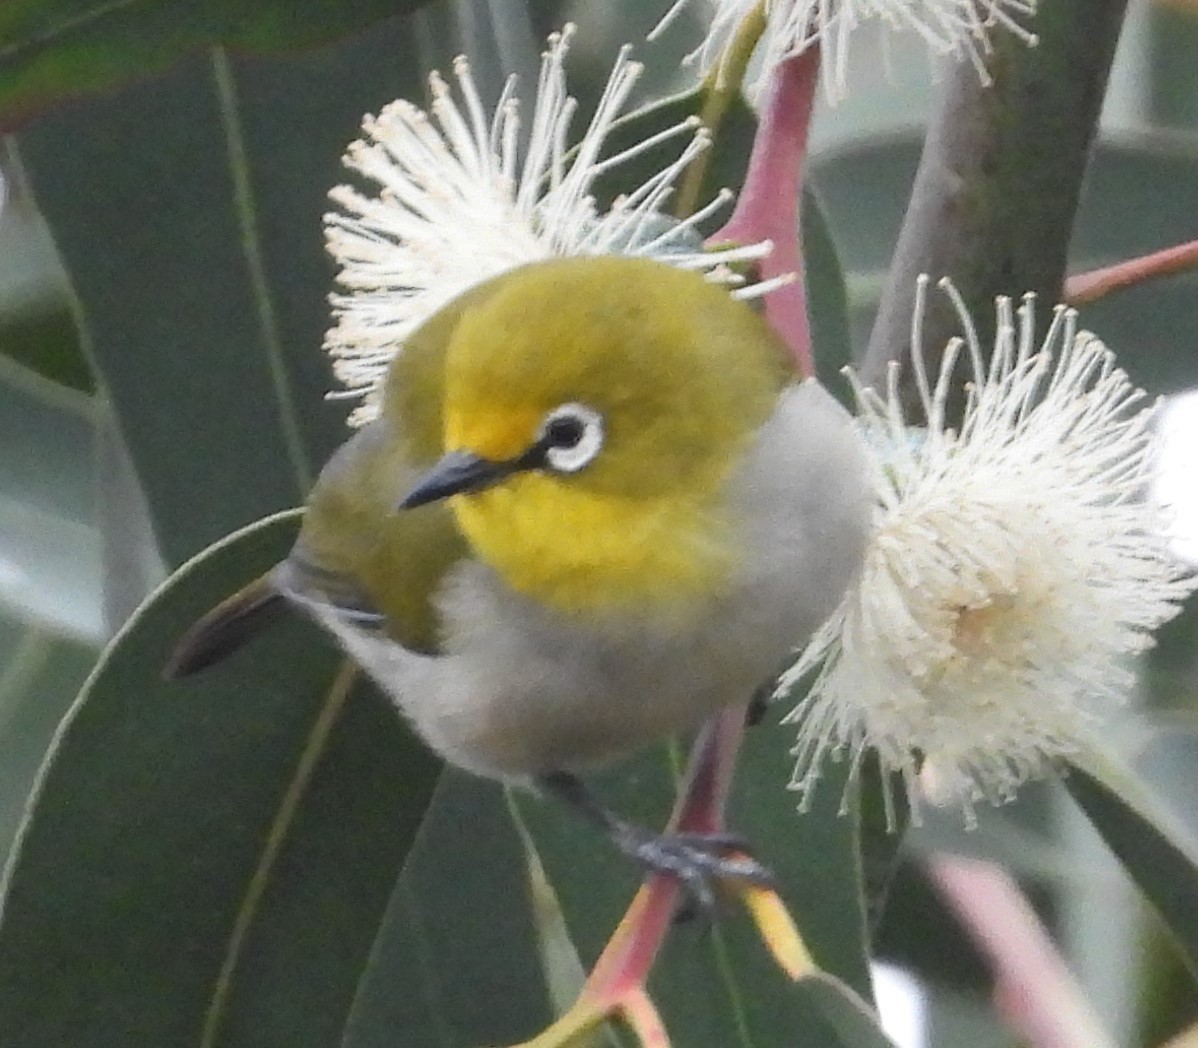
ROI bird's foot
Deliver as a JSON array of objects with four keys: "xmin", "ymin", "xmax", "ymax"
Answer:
[
  {"xmin": 536, "ymin": 770, "xmax": 777, "ymax": 916},
  {"xmin": 501, "ymin": 853, "xmax": 812, "ymax": 1048},
  {"xmin": 508, "ymin": 713, "xmax": 815, "ymax": 1048},
  {"xmin": 610, "ymin": 825, "xmax": 776, "ymax": 915}
]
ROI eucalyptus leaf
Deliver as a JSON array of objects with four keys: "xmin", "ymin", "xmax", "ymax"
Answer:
[
  {"xmin": 13, "ymin": 15, "xmax": 432, "ymax": 565},
  {"xmin": 0, "ymin": 0, "xmax": 441, "ymax": 129},
  {"xmin": 510, "ymin": 709, "xmax": 878, "ymax": 1047},
  {"xmin": 0, "ymin": 620, "xmax": 95, "ymax": 860},
  {"xmin": 1067, "ymin": 748, "xmax": 1198, "ymax": 977},
  {"xmin": 0, "ymin": 511, "xmax": 442, "ymax": 1047},
  {"xmin": 856, "ymin": 754, "xmax": 910, "ymax": 939},
  {"xmin": 802, "ymin": 184, "xmax": 854, "ymax": 406},
  {"xmin": 797, "ymin": 973, "xmax": 898, "ymax": 1048},
  {"xmin": 340, "ymin": 773, "xmax": 552, "ymax": 1048}
]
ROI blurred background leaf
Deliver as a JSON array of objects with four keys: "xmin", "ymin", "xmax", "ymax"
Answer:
[
  {"xmin": 0, "ymin": 0, "xmax": 445, "ymax": 129},
  {"xmin": 0, "ymin": 512, "xmax": 444, "ymax": 1047}
]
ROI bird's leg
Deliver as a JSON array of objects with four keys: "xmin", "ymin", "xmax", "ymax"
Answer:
[
  {"xmin": 508, "ymin": 709, "xmax": 815, "ymax": 1048},
  {"xmin": 538, "ymin": 771, "xmax": 775, "ymax": 914},
  {"xmin": 745, "ymin": 680, "xmax": 772, "ymax": 727}
]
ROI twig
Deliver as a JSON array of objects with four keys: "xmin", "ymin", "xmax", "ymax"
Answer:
[
  {"xmin": 1066, "ymin": 239, "xmax": 1198, "ymax": 305},
  {"xmin": 927, "ymin": 854, "xmax": 1117, "ymax": 1048}
]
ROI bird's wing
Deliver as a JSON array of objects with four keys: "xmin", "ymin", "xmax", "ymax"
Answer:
[
  {"xmin": 282, "ymin": 417, "xmax": 469, "ymax": 655},
  {"xmin": 165, "ymin": 424, "xmax": 467, "ymax": 675}
]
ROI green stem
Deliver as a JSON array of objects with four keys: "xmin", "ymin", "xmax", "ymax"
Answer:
[{"xmin": 673, "ymin": 3, "xmax": 767, "ymax": 220}]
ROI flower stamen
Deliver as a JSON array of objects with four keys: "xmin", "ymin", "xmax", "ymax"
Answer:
[
  {"xmin": 780, "ymin": 279, "xmax": 1198, "ymax": 822},
  {"xmin": 323, "ymin": 26, "xmax": 773, "ymax": 425},
  {"xmin": 654, "ymin": 1, "xmax": 1039, "ymax": 99}
]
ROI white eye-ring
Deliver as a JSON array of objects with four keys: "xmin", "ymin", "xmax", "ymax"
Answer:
[{"xmin": 539, "ymin": 402, "xmax": 604, "ymax": 474}]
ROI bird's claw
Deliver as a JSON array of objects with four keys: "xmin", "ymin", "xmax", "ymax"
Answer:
[{"xmin": 613, "ymin": 826, "xmax": 776, "ymax": 915}]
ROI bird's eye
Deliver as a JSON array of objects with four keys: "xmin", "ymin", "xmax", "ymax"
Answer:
[
  {"xmin": 539, "ymin": 403, "xmax": 604, "ymax": 474},
  {"xmin": 545, "ymin": 415, "xmax": 585, "ymax": 448}
]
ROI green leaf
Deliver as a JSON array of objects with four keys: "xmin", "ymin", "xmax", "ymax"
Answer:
[
  {"xmin": 802, "ymin": 184, "xmax": 854, "ymax": 407},
  {"xmin": 797, "ymin": 973, "xmax": 897, "ymax": 1048},
  {"xmin": 0, "ymin": 619, "xmax": 96, "ymax": 860},
  {"xmin": 856, "ymin": 753, "xmax": 910, "ymax": 939},
  {"xmin": 0, "ymin": 511, "xmax": 442, "ymax": 1047},
  {"xmin": 13, "ymin": 16, "xmax": 431, "ymax": 565},
  {"xmin": 1066, "ymin": 748, "xmax": 1198, "ymax": 977},
  {"xmin": 340, "ymin": 774, "xmax": 553, "ymax": 1048},
  {"xmin": 0, "ymin": 0, "xmax": 441, "ymax": 129},
  {"xmin": 734, "ymin": 718, "xmax": 874, "ymax": 1001}
]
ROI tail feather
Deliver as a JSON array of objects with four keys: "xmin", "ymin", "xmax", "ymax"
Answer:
[{"xmin": 164, "ymin": 574, "xmax": 285, "ymax": 679}]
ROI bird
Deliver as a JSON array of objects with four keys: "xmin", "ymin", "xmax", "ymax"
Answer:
[{"xmin": 166, "ymin": 254, "xmax": 871, "ymax": 906}]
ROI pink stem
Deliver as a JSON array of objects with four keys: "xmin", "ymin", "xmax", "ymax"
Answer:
[
  {"xmin": 708, "ymin": 49, "xmax": 821, "ymax": 378},
  {"xmin": 589, "ymin": 707, "xmax": 749, "ymax": 996},
  {"xmin": 671, "ymin": 705, "xmax": 747, "ymax": 835},
  {"xmin": 927, "ymin": 854, "xmax": 1117, "ymax": 1048},
  {"xmin": 1066, "ymin": 238, "xmax": 1198, "ymax": 305}
]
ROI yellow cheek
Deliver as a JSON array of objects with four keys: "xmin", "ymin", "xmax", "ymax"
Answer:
[
  {"xmin": 445, "ymin": 405, "xmax": 541, "ymax": 462},
  {"xmin": 450, "ymin": 474, "xmax": 736, "ymax": 619}
]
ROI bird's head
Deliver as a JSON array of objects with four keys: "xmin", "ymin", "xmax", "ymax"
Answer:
[{"xmin": 397, "ymin": 255, "xmax": 790, "ymax": 620}]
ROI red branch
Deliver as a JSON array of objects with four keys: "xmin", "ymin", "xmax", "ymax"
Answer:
[
  {"xmin": 708, "ymin": 49, "xmax": 821, "ymax": 378},
  {"xmin": 1066, "ymin": 239, "xmax": 1198, "ymax": 305}
]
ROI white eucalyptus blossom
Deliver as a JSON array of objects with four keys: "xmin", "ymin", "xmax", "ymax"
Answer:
[
  {"xmin": 324, "ymin": 25, "xmax": 777, "ymax": 425},
  {"xmin": 781, "ymin": 277, "xmax": 1197, "ymax": 823},
  {"xmin": 652, "ymin": 0, "xmax": 1038, "ymax": 97}
]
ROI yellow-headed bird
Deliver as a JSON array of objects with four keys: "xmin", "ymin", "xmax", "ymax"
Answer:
[{"xmin": 168, "ymin": 255, "xmax": 870, "ymax": 903}]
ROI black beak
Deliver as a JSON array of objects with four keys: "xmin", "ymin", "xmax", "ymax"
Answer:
[{"xmin": 399, "ymin": 449, "xmax": 532, "ymax": 510}]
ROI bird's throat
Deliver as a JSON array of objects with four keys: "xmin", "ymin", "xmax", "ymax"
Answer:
[{"xmin": 449, "ymin": 475, "xmax": 736, "ymax": 622}]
